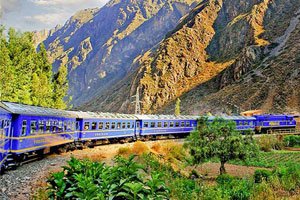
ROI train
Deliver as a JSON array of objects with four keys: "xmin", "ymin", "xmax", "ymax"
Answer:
[{"xmin": 0, "ymin": 101, "xmax": 297, "ymax": 173}]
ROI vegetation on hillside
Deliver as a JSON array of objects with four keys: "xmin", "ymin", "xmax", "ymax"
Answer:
[{"xmin": 0, "ymin": 26, "xmax": 68, "ymax": 109}]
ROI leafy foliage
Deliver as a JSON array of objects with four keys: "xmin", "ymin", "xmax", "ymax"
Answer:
[
  {"xmin": 47, "ymin": 155, "xmax": 169, "ymax": 200},
  {"xmin": 256, "ymin": 135, "xmax": 283, "ymax": 152},
  {"xmin": 175, "ymin": 98, "xmax": 181, "ymax": 116},
  {"xmin": 283, "ymin": 135, "xmax": 300, "ymax": 147},
  {"xmin": 0, "ymin": 26, "xmax": 68, "ymax": 109},
  {"xmin": 186, "ymin": 117, "xmax": 259, "ymax": 174}
]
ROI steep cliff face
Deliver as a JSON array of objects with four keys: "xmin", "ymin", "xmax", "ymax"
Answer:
[
  {"xmin": 82, "ymin": 0, "xmax": 300, "ymax": 114},
  {"xmin": 39, "ymin": 0, "xmax": 199, "ymax": 106}
]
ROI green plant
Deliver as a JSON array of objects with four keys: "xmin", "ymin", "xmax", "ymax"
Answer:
[
  {"xmin": 257, "ymin": 135, "xmax": 283, "ymax": 152},
  {"xmin": 283, "ymin": 135, "xmax": 300, "ymax": 147},
  {"xmin": 186, "ymin": 117, "xmax": 259, "ymax": 174},
  {"xmin": 254, "ymin": 169, "xmax": 273, "ymax": 183},
  {"xmin": 47, "ymin": 155, "xmax": 170, "ymax": 200}
]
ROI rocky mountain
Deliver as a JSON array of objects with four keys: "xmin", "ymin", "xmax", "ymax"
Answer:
[
  {"xmin": 39, "ymin": 0, "xmax": 200, "ymax": 106},
  {"xmin": 82, "ymin": 0, "xmax": 300, "ymax": 114}
]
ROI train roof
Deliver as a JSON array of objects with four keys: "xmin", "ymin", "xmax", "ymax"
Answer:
[
  {"xmin": 134, "ymin": 115, "xmax": 198, "ymax": 120},
  {"xmin": 0, "ymin": 102, "xmax": 76, "ymax": 118},
  {"xmin": 69, "ymin": 111, "xmax": 137, "ymax": 120}
]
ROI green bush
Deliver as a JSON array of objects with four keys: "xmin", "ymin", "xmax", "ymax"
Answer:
[
  {"xmin": 216, "ymin": 174, "xmax": 235, "ymax": 185},
  {"xmin": 254, "ymin": 169, "xmax": 273, "ymax": 183},
  {"xmin": 47, "ymin": 155, "xmax": 170, "ymax": 200},
  {"xmin": 273, "ymin": 163, "xmax": 300, "ymax": 191},
  {"xmin": 257, "ymin": 135, "xmax": 283, "ymax": 152},
  {"xmin": 216, "ymin": 175, "xmax": 253, "ymax": 200},
  {"xmin": 283, "ymin": 135, "xmax": 300, "ymax": 147}
]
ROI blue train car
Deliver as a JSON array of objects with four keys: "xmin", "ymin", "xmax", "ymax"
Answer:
[
  {"xmin": 210, "ymin": 116, "xmax": 256, "ymax": 131},
  {"xmin": 0, "ymin": 104, "xmax": 12, "ymax": 173},
  {"xmin": 135, "ymin": 115, "xmax": 198, "ymax": 138},
  {"xmin": 1, "ymin": 102, "xmax": 77, "ymax": 162},
  {"xmin": 72, "ymin": 111, "xmax": 137, "ymax": 146},
  {"xmin": 254, "ymin": 114, "xmax": 296, "ymax": 133}
]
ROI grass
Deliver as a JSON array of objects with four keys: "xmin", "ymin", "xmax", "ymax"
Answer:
[{"xmin": 229, "ymin": 151, "xmax": 300, "ymax": 168}]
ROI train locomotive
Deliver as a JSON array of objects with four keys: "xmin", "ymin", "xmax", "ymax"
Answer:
[{"xmin": 0, "ymin": 101, "xmax": 297, "ymax": 173}]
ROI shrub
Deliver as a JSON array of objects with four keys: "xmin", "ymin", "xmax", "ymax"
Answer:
[
  {"xmin": 132, "ymin": 141, "xmax": 149, "ymax": 155},
  {"xmin": 283, "ymin": 135, "xmax": 300, "ymax": 147},
  {"xmin": 254, "ymin": 169, "xmax": 273, "ymax": 183},
  {"xmin": 118, "ymin": 146, "xmax": 132, "ymax": 156},
  {"xmin": 47, "ymin": 156, "xmax": 170, "ymax": 199},
  {"xmin": 273, "ymin": 163, "xmax": 300, "ymax": 191},
  {"xmin": 216, "ymin": 174, "xmax": 235, "ymax": 185},
  {"xmin": 257, "ymin": 135, "xmax": 283, "ymax": 152}
]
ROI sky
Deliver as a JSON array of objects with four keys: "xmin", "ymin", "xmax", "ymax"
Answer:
[{"xmin": 0, "ymin": 0, "xmax": 109, "ymax": 32}]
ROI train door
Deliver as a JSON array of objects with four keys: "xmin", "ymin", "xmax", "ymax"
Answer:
[
  {"xmin": 0, "ymin": 118, "xmax": 11, "ymax": 172},
  {"xmin": 135, "ymin": 120, "xmax": 142, "ymax": 139}
]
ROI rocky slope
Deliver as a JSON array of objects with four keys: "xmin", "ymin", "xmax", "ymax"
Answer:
[
  {"xmin": 82, "ymin": 0, "xmax": 300, "ymax": 114},
  {"xmin": 39, "ymin": 0, "xmax": 200, "ymax": 106}
]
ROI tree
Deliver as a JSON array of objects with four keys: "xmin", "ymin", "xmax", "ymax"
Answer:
[
  {"xmin": 186, "ymin": 117, "xmax": 259, "ymax": 175},
  {"xmin": 53, "ymin": 64, "xmax": 69, "ymax": 109},
  {"xmin": 175, "ymin": 98, "xmax": 181, "ymax": 116}
]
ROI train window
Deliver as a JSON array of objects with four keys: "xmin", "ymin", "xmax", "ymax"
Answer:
[
  {"xmin": 132, "ymin": 123, "xmax": 134, "ymax": 128},
  {"xmin": 164, "ymin": 122, "xmax": 168, "ymax": 127},
  {"xmin": 244, "ymin": 121, "xmax": 249, "ymax": 125},
  {"xmin": 158, "ymin": 122, "xmax": 162, "ymax": 128},
  {"xmin": 58, "ymin": 121, "xmax": 63, "ymax": 131},
  {"xmin": 21, "ymin": 120, "xmax": 27, "ymax": 136},
  {"xmin": 84, "ymin": 122, "xmax": 90, "ymax": 130},
  {"xmin": 64, "ymin": 121, "xmax": 67, "ymax": 131},
  {"xmin": 67, "ymin": 121, "xmax": 72, "ymax": 130},
  {"xmin": 127, "ymin": 122, "xmax": 131, "ymax": 128},
  {"xmin": 0, "ymin": 120, "xmax": 3, "ymax": 129},
  {"xmin": 91, "ymin": 122, "xmax": 97, "ymax": 130},
  {"xmin": 238, "ymin": 121, "xmax": 243, "ymax": 125},
  {"xmin": 144, "ymin": 122, "xmax": 149, "ymax": 128},
  {"xmin": 186, "ymin": 122, "xmax": 190, "ymax": 127},
  {"xmin": 46, "ymin": 121, "xmax": 51, "ymax": 133},
  {"xmin": 181, "ymin": 122, "xmax": 185, "ymax": 127},
  {"xmin": 76, "ymin": 122, "xmax": 80, "ymax": 130},
  {"xmin": 105, "ymin": 122, "xmax": 110, "ymax": 129},
  {"xmin": 117, "ymin": 122, "xmax": 121, "ymax": 129},
  {"xmin": 151, "ymin": 122, "xmax": 155, "ymax": 128},
  {"xmin": 111, "ymin": 122, "xmax": 116, "ymax": 129},
  {"xmin": 122, "ymin": 122, "xmax": 126, "ymax": 129},
  {"xmin": 175, "ymin": 122, "xmax": 179, "ymax": 127},
  {"xmin": 30, "ymin": 121, "xmax": 37, "ymax": 134},
  {"xmin": 38, "ymin": 121, "xmax": 44, "ymax": 133},
  {"xmin": 99, "ymin": 122, "xmax": 103, "ymax": 129},
  {"xmin": 170, "ymin": 122, "xmax": 174, "ymax": 127}
]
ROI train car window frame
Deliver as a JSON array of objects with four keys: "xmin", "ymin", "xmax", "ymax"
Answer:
[
  {"xmin": 91, "ymin": 122, "xmax": 97, "ymax": 130},
  {"xmin": 84, "ymin": 122, "xmax": 90, "ymax": 130},
  {"xmin": 38, "ymin": 121, "xmax": 44, "ymax": 133},
  {"xmin": 98, "ymin": 122, "xmax": 104, "ymax": 130},
  {"xmin": 170, "ymin": 121, "xmax": 174, "ymax": 127},
  {"xmin": 21, "ymin": 120, "xmax": 27, "ymax": 136},
  {"xmin": 0, "ymin": 119, "xmax": 3, "ymax": 129},
  {"xmin": 111, "ymin": 122, "xmax": 116, "ymax": 129},
  {"xmin": 122, "ymin": 122, "xmax": 126, "ymax": 129},
  {"xmin": 117, "ymin": 122, "xmax": 121, "ymax": 129},
  {"xmin": 150, "ymin": 122, "xmax": 155, "ymax": 128},
  {"xmin": 64, "ymin": 121, "xmax": 67, "ymax": 131},
  {"xmin": 157, "ymin": 122, "xmax": 162, "ymax": 128},
  {"xmin": 163, "ymin": 122, "xmax": 168, "ymax": 128},
  {"xmin": 127, "ymin": 122, "xmax": 131, "ymax": 129},
  {"xmin": 105, "ymin": 122, "xmax": 110, "ymax": 129},
  {"xmin": 30, "ymin": 121, "xmax": 37, "ymax": 134},
  {"xmin": 144, "ymin": 122, "xmax": 149, "ymax": 128},
  {"xmin": 175, "ymin": 121, "xmax": 180, "ymax": 127},
  {"xmin": 76, "ymin": 121, "xmax": 80, "ymax": 131},
  {"xmin": 186, "ymin": 121, "xmax": 191, "ymax": 127},
  {"xmin": 181, "ymin": 121, "xmax": 185, "ymax": 127},
  {"xmin": 45, "ymin": 121, "xmax": 51, "ymax": 133}
]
